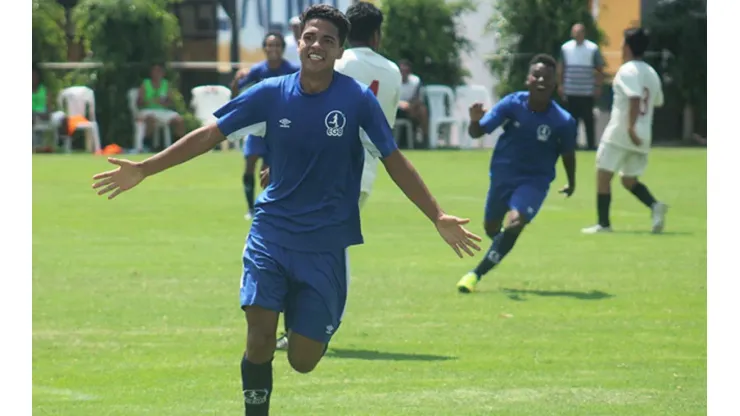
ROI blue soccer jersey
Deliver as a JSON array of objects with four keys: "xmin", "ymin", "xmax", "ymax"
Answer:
[
  {"xmin": 479, "ymin": 92, "xmax": 577, "ymax": 185},
  {"xmin": 238, "ymin": 60, "xmax": 300, "ymax": 158},
  {"xmin": 237, "ymin": 60, "xmax": 300, "ymax": 92},
  {"xmin": 215, "ymin": 72, "xmax": 398, "ymax": 252}
]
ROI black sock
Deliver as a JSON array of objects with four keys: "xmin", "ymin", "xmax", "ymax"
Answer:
[
  {"xmin": 241, "ymin": 355, "xmax": 273, "ymax": 416},
  {"xmin": 473, "ymin": 228, "xmax": 521, "ymax": 279},
  {"xmin": 597, "ymin": 193, "xmax": 611, "ymax": 227},
  {"xmin": 243, "ymin": 174, "xmax": 255, "ymax": 212},
  {"xmin": 630, "ymin": 182, "xmax": 657, "ymax": 209}
]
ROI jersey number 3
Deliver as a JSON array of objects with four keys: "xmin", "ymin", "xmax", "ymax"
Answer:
[
  {"xmin": 369, "ymin": 80, "xmax": 379, "ymax": 97},
  {"xmin": 639, "ymin": 87, "xmax": 650, "ymax": 116}
]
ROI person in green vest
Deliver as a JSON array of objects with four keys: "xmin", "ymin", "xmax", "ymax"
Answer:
[
  {"xmin": 32, "ymin": 64, "xmax": 51, "ymax": 120},
  {"xmin": 136, "ymin": 63, "xmax": 186, "ymax": 146},
  {"xmin": 33, "ymin": 63, "xmax": 57, "ymax": 151}
]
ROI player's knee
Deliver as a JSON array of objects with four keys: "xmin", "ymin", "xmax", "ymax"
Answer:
[
  {"xmin": 620, "ymin": 176, "xmax": 637, "ymax": 190},
  {"xmin": 505, "ymin": 212, "xmax": 526, "ymax": 233},
  {"xmin": 246, "ymin": 328, "xmax": 276, "ymax": 361},
  {"xmin": 287, "ymin": 354, "xmax": 320, "ymax": 374}
]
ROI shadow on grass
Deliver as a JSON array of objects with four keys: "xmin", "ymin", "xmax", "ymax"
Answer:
[
  {"xmin": 325, "ymin": 348, "xmax": 456, "ymax": 362},
  {"xmin": 501, "ymin": 288, "xmax": 615, "ymax": 301}
]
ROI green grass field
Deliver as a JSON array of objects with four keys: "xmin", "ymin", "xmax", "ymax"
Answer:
[{"xmin": 32, "ymin": 148, "xmax": 706, "ymax": 415}]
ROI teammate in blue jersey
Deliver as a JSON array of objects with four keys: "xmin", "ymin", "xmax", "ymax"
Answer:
[
  {"xmin": 91, "ymin": 5, "xmax": 481, "ymax": 415},
  {"xmin": 456, "ymin": 53, "xmax": 577, "ymax": 294},
  {"xmin": 230, "ymin": 31, "xmax": 300, "ymax": 221}
]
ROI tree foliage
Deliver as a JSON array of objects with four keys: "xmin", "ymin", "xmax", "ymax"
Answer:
[
  {"xmin": 71, "ymin": 0, "xmax": 196, "ymax": 147},
  {"xmin": 32, "ymin": 0, "xmax": 67, "ymax": 64},
  {"xmin": 643, "ymin": 0, "xmax": 706, "ymax": 131},
  {"xmin": 380, "ymin": 0, "xmax": 474, "ymax": 86},
  {"xmin": 488, "ymin": 0, "xmax": 605, "ymax": 98}
]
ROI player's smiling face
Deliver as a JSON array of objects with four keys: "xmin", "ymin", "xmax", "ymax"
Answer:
[
  {"xmin": 299, "ymin": 18, "xmax": 344, "ymax": 73},
  {"xmin": 526, "ymin": 63, "xmax": 555, "ymax": 99},
  {"xmin": 263, "ymin": 35, "xmax": 284, "ymax": 62}
]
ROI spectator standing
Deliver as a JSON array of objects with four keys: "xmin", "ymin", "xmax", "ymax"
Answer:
[
  {"xmin": 558, "ymin": 23, "xmax": 605, "ymax": 150},
  {"xmin": 283, "ymin": 16, "xmax": 302, "ymax": 67}
]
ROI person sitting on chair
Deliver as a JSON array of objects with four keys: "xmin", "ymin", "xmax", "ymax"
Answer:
[{"xmin": 137, "ymin": 63, "xmax": 186, "ymax": 147}]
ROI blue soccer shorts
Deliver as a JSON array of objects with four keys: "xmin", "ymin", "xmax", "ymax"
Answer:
[
  {"xmin": 240, "ymin": 234, "xmax": 349, "ymax": 344},
  {"xmin": 484, "ymin": 179, "xmax": 549, "ymax": 224},
  {"xmin": 243, "ymin": 135, "xmax": 267, "ymax": 158}
]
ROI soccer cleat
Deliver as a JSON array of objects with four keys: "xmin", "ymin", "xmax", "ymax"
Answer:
[
  {"xmin": 244, "ymin": 211, "xmax": 254, "ymax": 221},
  {"xmin": 581, "ymin": 224, "xmax": 613, "ymax": 234},
  {"xmin": 276, "ymin": 332, "xmax": 289, "ymax": 350},
  {"xmin": 457, "ymin": 272, "xmax": 479, "ymax": 293},
  {"xmin": 651, "ymin": 202, "xmax": 668, "ymax": 234}
]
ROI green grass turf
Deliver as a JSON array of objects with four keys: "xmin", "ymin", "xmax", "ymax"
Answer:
[{"xmin": 32, "ymin": 148, "xmax": 706, "ymax": 415}]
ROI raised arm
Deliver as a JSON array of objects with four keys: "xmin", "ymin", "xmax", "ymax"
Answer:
[{"xmin": 468, "ymin": 94, "xmax": 513, "ymax": 138}]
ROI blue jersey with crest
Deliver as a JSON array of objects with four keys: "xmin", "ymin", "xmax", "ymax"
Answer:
[
  {"xmin": 215, "ymin": 71, "xmax": 398, "ymax": 252},
  {"xmin": 479, "ymin": 91, "xmax": 577, "ymax": 185}
]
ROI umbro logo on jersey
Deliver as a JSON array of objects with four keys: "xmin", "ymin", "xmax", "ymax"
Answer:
[{"xmin": 279, "ymin": 118, "xmax": 291, "ymax": 128}]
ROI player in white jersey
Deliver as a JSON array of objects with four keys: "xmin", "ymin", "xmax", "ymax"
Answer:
[
  {"xmin": 275, "ymin": 1, "xmax": 402, "ymax": 350},
  {"xmin": 334, "ymin": 1, "xmax": 402, "ymax": 209},
  {"xmin": 582, "ymin": 27, "xmax": 669, "ymax": 234}
]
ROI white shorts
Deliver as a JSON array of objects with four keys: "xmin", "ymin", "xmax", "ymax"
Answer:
[
  {"xmin": 360, "ymin": 149, "xmax": 379, "ymax": 196},
  {"xmin": 359, "ymin": 191, "xmax": 370, "ymax": 209},
  {"xmin": 138, "ymin": 109, "xmax": 181, "ymax": 124},
  {"xmin": 596, "ymin": 142, "xmax": 649, "ymax": 177}
]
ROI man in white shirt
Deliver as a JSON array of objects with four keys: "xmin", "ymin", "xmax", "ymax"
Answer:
[
  {"xmin": 397, "ymin": 59, "xmax": 428, "ymax": 145},
  {"xmin": 275, "ymin": 0, "xmax": 403, "ymax": 350},
  {"xmin": 282, "ymin": 16, "xmax": 302, "ymax": 67},
  {"xmin": 582, "ymin": 27, "xmax": 668, "ymax": 234}
]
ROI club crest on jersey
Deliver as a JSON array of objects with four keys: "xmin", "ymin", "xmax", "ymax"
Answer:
[
  {"xmin": 536, "ymin": 124, "xmax": 551, "ymax": 142},
  {"xmin": 325, "ymin": 110, "xmax": 346, "ymax": 137}
]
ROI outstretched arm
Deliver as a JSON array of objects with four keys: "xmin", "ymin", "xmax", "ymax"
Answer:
[{"xmin": 140, "ymin": 123, "xmax": 224, "ymax": 177}]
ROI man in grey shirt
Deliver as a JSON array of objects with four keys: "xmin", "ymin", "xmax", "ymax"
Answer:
[{"xmin": 558, "ymin": 23, "xmax": 605, "ymax": 150}]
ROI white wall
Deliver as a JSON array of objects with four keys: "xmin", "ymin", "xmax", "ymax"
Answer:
[{"xmin": 456, "ymin": 1, "xmax": 498, "ymax": 98}]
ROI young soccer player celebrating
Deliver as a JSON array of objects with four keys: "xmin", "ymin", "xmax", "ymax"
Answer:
[
  {"xmin": 92, "ymin": 5, "xmax": 481, "ymax": 415},
  {"xmin": 456, "ymin": 54, "xmax": 577, "ymax": 293}
]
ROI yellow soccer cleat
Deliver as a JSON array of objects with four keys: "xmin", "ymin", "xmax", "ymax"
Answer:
[{"xmin": 457, "ymin": 272, "xmax": 479, "ymax": 293}]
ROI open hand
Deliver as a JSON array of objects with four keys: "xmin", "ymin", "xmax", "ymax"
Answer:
[
  {"xmin": 434, "ymin": 215, "xmax": 482, "ymax": 258},
  {"xmin": 468, "ymin": 103, "xmax": 486, "ymax": 122},
  {"xmin": 91, "ymin": 157, "xmax": 146, "ymax": 200},
  {"xmin": 558, "ymin": 184, "xmax": 575, "ymax": 197}
]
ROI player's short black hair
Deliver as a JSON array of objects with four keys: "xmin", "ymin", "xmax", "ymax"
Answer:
[
  {"xmin": 262, "ymin": 31, "xmax": 286, "ymax": 49},
  {"xmin": 624, "ymin": 27, "xmax": 650, "ymax": 58},
  {"xmin": 529, "ymin": 54, "xmax": 557, "ymax": 71},
  {"xmin": 345, "ymin": 1, "xmax": 383, "ymax": 44},
  {"xmin": 300, "ymin": 4, "xmax": 351, "ymax": 45}
]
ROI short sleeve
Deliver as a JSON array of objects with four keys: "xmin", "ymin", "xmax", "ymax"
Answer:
[
  {"xmin": 215, "ymin": 82, "xmax": 269, "ymax": 142},
  {"xmin": 593, "ymin": 48, "xmax": 605, "ymax": 69},
  {"xmin": 560, "ymin": 116, "xmax": 577, "ymax": 154},
  {"xmin": 479, "ymin": 94, "xmax": 514, "ymax": 134},
  {"xmin": 618, "ymin": 67, "xmax": 642, "ymax": 98},
  {"xmin": 359, "ymin": 88, "xmax": 398, "ymax": 158}
]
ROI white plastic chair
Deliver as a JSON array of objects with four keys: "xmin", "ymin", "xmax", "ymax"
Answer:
[
  {"xmin": 128, "ymin": 87, "xmax": 172, "ymax": 153},
  {"xmin": 393, "ymin": 119, "xmax": 414, "ymax": 149},
  {"xmin": 57, "ymin": 86, "xmax": 102, "ymax": 153},
  {"xmin": 455, "ymin": 84, "xmax": 494, "ymax": 149},
  {"xmin": 32, "ymin": 116, "xmax": 58, "ymax": 150},
  {"xmin": 424, "ymin": 85, "xmax": 460, "ymax": 149},
  {"xmin": 190, "ymin": 85, "xmax": 232, "ymax": 150}
]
